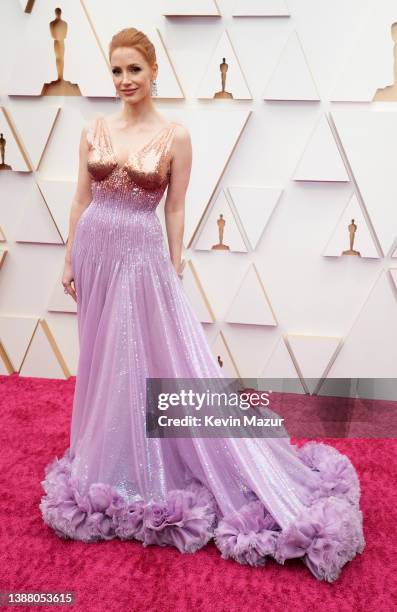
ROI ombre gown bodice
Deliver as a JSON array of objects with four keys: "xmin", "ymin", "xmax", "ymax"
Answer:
[
  {"xmin": 72, "ymin": 114, "xmax": 177, "ymax": 266},
  {"xmin": 39, "ymin": 114, "xmax": 365, "ymax": 585}
]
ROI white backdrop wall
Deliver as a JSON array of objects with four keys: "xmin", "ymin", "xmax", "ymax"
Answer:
[{"xmin": 0, "ymin": 0, "xmax": 397, "ymax": 395}]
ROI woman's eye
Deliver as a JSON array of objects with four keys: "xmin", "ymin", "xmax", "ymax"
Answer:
[{"xmin": 112, "ymin": 67, "xmax": 140, "ymax": 74}]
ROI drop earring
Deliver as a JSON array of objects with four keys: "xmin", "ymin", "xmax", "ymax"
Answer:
[{"xmin": 151, "ymin": 80, "xmax": 158, "ymax": 96}]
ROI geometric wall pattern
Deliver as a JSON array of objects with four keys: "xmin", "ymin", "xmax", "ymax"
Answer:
[
  {"xmin": 210, "ymin": 330, "xmax": 240, "ymax": 378},
  {"xmin": 259, "ymin": 336, "xmax": 306, "ymax": 395},
  {"xmin": 179, "ymin": 259, "xmax": 216, "ymax": 323},
  {"xmin": 227, "ymin": 185, "xmax": 283, "ymax": 250},
  {"xmin": 293, "ymin": 114, "xmax": 349, "ymax": 182},
  {"xmin": 162, "ymin": 1, "xmax": 221, "ymax": 17},
  {"xmin": 9, "ymin": 0, "xmax": 113, "ymax": 97},
  {"xmin": 231, "ymin": 1, "xmax": 290, "ymax": 17},
  {"xmin": 194, "ymin": 188, "xmax": 248, "ymax": 253},
  {"xmin": 323, "ymin": 193, "xmax": 380, "ymax": 259},
  {"xmin": 195, "ymin": 30, "xmax": 252, "ymax": 100},
  {"xmin": 327, "ymin": 270, "xmax": 397, "ymax": 378},
  {"xmin": 263, "ymin": 31, "xmax": 321, "ymax": 101},
  {"xmin": 331, "ymin": 110, "xmax": 397, "ymax": 256},
  {"xmin": 331, "ymin": 0, "xmax": 397, "ymax": 102},
  {"xmin": 285, "ymin": 334, "xmax": 342, "ymax": 394},
  {"xmin": 186, "ymin": 109, "xmax": 251, "ymax": 247},
  {"xmin": 224, "ymin": 263, "xmax": 278, "ymax": 326},
  {"xmin": 390, "ymin": 268, "xmax": 397, "ymax": 293},
  {"xmin": 0, "ymin": 106, "xmax": 32, "ymax": 172},
  {"xmin": 1, "ymin": 1, "xmax": 397, "ymax": 392},
  {"xmin": 7, "ymin": 106, "xmax": 60, "ymax": 171}
]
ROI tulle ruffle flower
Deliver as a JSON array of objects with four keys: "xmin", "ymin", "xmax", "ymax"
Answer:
[
  {"xmin": 40, "ymin": 449, "xmax": 219, "ymax": 552},
  {"xmin": 40, "ymin": 440, "xmax": 365, "ymax": 583},
  {"xmin": 214, "ymin": 500, "xmax": 280, "ymax": 566},
  {"xmin": 274, "ymin": 495, "xmax": 365, "ymax": 582},
  {"xmin": 296, "ymin": 441, "xmax": 361, "ymax": 506}
]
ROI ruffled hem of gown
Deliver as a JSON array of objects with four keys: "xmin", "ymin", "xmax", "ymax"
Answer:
[{"xmin": 39, "ymin": 440, "xmax": 365, "ymax": 583}]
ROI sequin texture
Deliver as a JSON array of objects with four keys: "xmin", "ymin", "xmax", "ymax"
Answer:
[{"xmin": 39, "ymin": 114, "xmax": 365, "ymax": 583}]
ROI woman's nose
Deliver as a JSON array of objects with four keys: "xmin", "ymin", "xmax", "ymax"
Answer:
[{"xmin": 121, "ymin": 73, "xmax": 132, "ymax": 84}]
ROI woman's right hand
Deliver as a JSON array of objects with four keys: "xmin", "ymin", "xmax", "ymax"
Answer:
[
  {"xmin": 177, "ymin": 258, "xmax": 186, "ymax": 279},
  {"xmin": 62, "ymin": 260, "xmax": 77, "ymax": 302}
]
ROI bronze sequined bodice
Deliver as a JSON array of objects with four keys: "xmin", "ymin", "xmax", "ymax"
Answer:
[
  {"xmin": 71, "ymin": 115, "xmax": 177, "ymax": 268},
  {"xmin": 87, "ymin": 114, "xmax": 176, "ymax": 192}
]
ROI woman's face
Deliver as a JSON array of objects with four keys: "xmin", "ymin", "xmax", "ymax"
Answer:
[{"xmin": 110, "ymin": 46, "xmax": 157, "ymax": 102}]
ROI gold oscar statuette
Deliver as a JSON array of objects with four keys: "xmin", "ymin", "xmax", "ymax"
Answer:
[
  {"xmin": 0, "ymin": 133, "xmax": 12, "ymax": 171},
  {"xmin": 211, "ymin": 214, "xmax": 230, "ymax": 250},
  {"xmin": 342, "ymin": 218, "xmax": 361, "ymax": 256},
  {"xmin": 214, "ymin": 57, "xmax": 233, "ymax": 99},
  {"xmin": 41, "ymin": 7, "xmax": 82, "ymax": 96},
  {"xmin": 373, "ymin": 22, "xmax": 397, "ymax": 101},
  {"xmin": 24, "ymin": 0, "xmax": 36, "ymax": 13}
]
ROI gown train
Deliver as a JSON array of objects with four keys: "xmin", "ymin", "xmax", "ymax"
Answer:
[{"xmin": 40, "ymin": 115, "xmax": 365, "ymax": 583}]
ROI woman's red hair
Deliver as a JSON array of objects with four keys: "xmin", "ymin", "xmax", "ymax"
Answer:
[{"xmin": 108, "ymin": 27, "xmax": 156, "ymax": 66}]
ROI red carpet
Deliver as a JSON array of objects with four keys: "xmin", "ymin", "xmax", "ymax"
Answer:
[{"xmin": 0, "ymin": 373, "xmax": 396, "ymax": 612}]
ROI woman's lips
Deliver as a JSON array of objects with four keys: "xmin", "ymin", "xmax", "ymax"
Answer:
[{"xmin": 121, "ymin": 89, "xmax": 137, "ymax": 94}]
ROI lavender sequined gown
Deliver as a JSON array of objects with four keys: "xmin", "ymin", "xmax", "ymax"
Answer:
[{"xmin": 40, "ymin": 115, "xmax": 365, "ymax": 582}]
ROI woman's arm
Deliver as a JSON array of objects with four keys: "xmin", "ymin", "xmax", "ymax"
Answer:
[
  {"xmin": 62, "ymin": 123, "xmax": 93, "ymax": 301},
  {"xmin": 164, "ymin": 124, "xmax": 192, "ymax": 276},
  {"xmin": 64, "ymin": 124, "xmax": 93, "ymax": 265}
]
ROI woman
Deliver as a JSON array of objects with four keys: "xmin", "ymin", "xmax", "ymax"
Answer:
[{"xmin": 40, "ymin": 28, "xmax": 365, "ymax": 583}]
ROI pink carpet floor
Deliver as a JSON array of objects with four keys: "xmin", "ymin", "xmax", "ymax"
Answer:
[{"xmin": 0, "ymin": 373, "xmax": 396, "ymax": 612}]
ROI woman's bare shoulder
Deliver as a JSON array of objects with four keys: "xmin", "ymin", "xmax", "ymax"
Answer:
[
  {"xmin": 82, "ymin": 115, "xmax": 102, "ymax": 146},
  {"xmin": 171, "ymin": 122, "xmax": 191, "ymax": 143}
]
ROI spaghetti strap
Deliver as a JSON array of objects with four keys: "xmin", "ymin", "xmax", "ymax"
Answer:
[{"xmin": 85, "ymin": 115, "xmax": 102, "ymax": 149}]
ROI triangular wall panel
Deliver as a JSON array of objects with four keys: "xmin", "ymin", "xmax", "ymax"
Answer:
[
  {"xmin": 0, "ymin": 315, "xmax": 39, "ymax": 371},
  {"xmin": 222, "ymin": 325, "xmax": 278, "ymax": 379},
  {"xmin": 0, "ymin": 343, "xmax": 14, "ymax": 374},
  {"xmin": 259, "ymin": 336, "xmax": 305, "ymax": 394},
  {"xmin": 331, "ymin": 5, "xmax": 396, "ymax": 102},
  {"xmin": 180, "ymin": 260, "xmax": 216, "ymax": 323},
  {"xmin": 225, "ymin": 263, "xmax": 278, "ymax": 326},
  {"xmin": 323, "ymin": 193, "xmax": 380, "ymax": 259},
  {"xmin": 15, "ymin": 181, "xmax": 63, "ymax": 244},
  {"xmin": 263, "ymin": 31, "xmax": 320, "ymax": 101},
  {"xmin": 293, "ymin": 114, "xmax": 349, "ymax": 182},
  {"xmin": 327, "ymin": 270, "xmax": 397, "ymax": 377},
  {"xmin": 231, "ymin": 0, "xmax": 290, "ymax": 16},
  {"xmin": 389, "ymin": 268, "xmax": 397, "ymax": 295},
  {"xmin": 285, "ymin": 334, "xmax": 342, "ymax": 394},
  {"xmin": 0, "ymin": 106, "xmax": 31, "ymax": 171},
  {"xmin": 9, "ymin": 106, "xmax": 60, "ymax": 170},
  {"xmin": 162, "ymin": 0, "xmax": 220, "ymax": 15},
  {"xmin": 331, "ymin": 110, "xmax": 397, "ymax": 256},
  {"xmin": 194, "ymin": 189, "xmax": 247, "ymax": 252},
  {"xmin": 19, "ymin": 319, "xmax": 70, "ymax": 379},
  {"xmin": 37, "ymin": 179, "xmax": 77, "ymax": 243},
  {"xmin": 0, "ymin": 249, "xmax": 8, "ymax": 270},
  {"xmin": 185, "ymin": 109, "xmax": 251, "ymax": 247},
  {"xmin": 9, "ymin": 0, "xmax": 113, "ymax": 97},
  {"xmin": 210, "ymin": 331, "xmax": 240, "ymax": 377},
  {"xmin": 228, "ymin": 185, "xmax": 283, "ymax": 250},
  {"xmin": 196, "ymin": 30, "xmax": 252, "ymax": 100}
]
